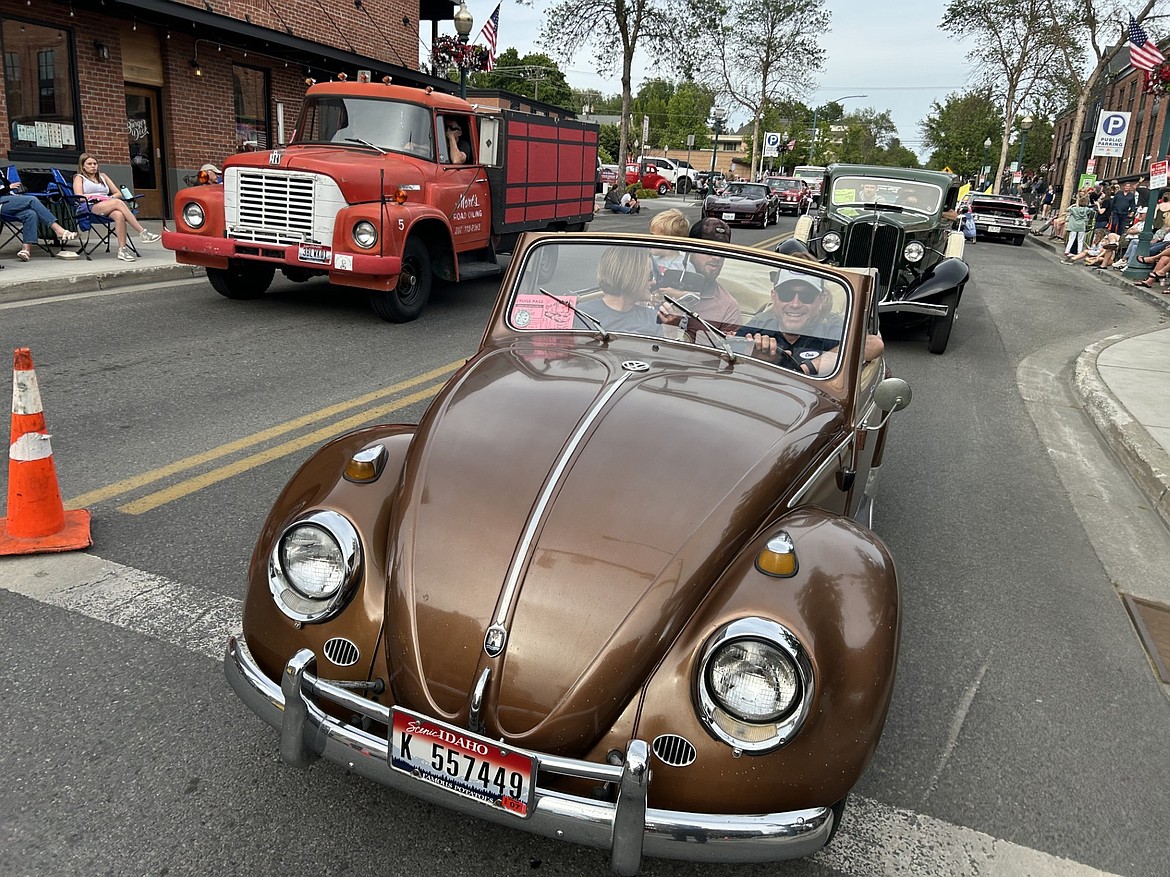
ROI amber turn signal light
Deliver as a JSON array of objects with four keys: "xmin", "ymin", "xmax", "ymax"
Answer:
[
  {"xmin": 344, "ymin": 445, "xmax": 387, "ymax": 483},
  {"xmin": 756, "ymin": 531, "xmax": 797, "ymax": 577}
]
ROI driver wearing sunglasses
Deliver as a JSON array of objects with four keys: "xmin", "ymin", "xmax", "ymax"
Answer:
[
  {"xmin": 740, "ymin": 276, "xmax": 883, "ymax": 375},
  {"xmin": 444, "ymin": 117, "xmax": 471, "ymax": 164}
]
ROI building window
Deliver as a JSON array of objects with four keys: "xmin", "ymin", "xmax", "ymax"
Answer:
[
  {"xmin": 1, "ymin": 19, "xmax": 80, "ymax": 154},
  {"xmin": 233, "ymin": 64, "xmax": 270, "ymax": 151}
]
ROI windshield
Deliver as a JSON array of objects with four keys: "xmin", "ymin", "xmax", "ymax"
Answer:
[
  {"xmin": 792, "ymin": 166, "xmax": 825, "ymax": 180},
  {"xmin": 768, "ymin": 178, "xmax": 802, "ymax": 191},
  {"xmin": 506, "ymin": 240, "xmax": 851, "ymax": 378},
  {"xmin": 725, "ymin": 183, "xmax": 769, "ymax": 199},
  {"xmin": 829, "ymin": 176, "xmax": 941, "ymax": 213},
  {"xmin": 292, "ymin": 96, "xmax": 435, "ymax": 158}
]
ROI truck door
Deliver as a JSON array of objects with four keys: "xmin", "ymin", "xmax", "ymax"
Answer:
[{"xmin": 436, "ymin": 113, "xmax": 490, "ymax": 252}]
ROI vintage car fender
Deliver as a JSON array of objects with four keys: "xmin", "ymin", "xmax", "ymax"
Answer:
[
  {"xmin": 793, "ymin": 215, "xmax": 815, "ymax": 244},
  {"xmin": 241, "ymin": 424, "xmax": 417, "ymax": 686},
  {"xmin": 632, "ymin": 507, "xmax": 899, "ymax": 814},
  {"xmin": 902, "ymin": 255, "xmax": 968, "ymax": 305}
]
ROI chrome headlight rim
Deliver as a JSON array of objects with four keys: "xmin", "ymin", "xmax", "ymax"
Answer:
[
  {"xmin": 353, "ymin": 220, "xmax": 378, "ymax": 250},
  {"xmin": 182, "ymin": 201, "xmax": 205, "ymax": 229},
  {"xmin": 696, "ymin": 618, "xmax": 813, "ymax": 754},
  {"xmin": 268, "ymin": 509, "xmax": 362, "ymax": 623},
  {"xmin": 903, "ymin": 241, "xmax": 926, "ymax": 263},
  {"xmin": 821, "ymin": 231, "xmax": 842, "ymax": 253}
]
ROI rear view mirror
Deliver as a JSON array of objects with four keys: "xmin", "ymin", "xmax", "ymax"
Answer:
[{"xmin": 874, "ymin": 377, "xmax": 912, "ymax": 413}]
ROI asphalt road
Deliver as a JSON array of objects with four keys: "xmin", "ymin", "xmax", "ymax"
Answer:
[{"xmin": 1, "ymin": 203, "xmax": 1168, "ymax": 877}]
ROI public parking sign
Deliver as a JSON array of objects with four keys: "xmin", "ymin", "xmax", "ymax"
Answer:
[
  {"xmin": 1092, "ymin": 111, "xmax": 1131, "ymax": 157},
  {"xmin": 763, "ymin": 132, "xmax": 781, "ymax": 157}
]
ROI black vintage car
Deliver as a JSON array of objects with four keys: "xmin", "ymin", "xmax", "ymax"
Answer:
[{"xmin": 791, "ymin": 164, "xmax": 969, "ymax": 354}]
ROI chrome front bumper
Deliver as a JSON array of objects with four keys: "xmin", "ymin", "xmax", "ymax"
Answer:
[
  {"xmin": 877, "ymin": 299, "xmax": 950, "ymax": 317},
  {"xmin": 225, "ymin": 636, "xmax": 834, "ymax": 875}
]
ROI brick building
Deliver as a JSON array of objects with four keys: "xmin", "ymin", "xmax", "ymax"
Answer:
[{"xmin": 1, "ymin": 0, "xmax": 468, "ymax": 217}]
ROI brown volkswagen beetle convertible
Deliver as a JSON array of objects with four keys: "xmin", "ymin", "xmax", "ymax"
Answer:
[{"xmin": 226, "ymin": 232, "xmax": 912, "ymax": 874}]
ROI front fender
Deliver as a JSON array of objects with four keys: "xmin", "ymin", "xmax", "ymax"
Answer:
[
  {"xmin": 632, "ymin": 508, "xmax": 899, "ymax": 813},
  {"xmin": 904, "ymin": 255, "xmax": 968, "ymax": 303},
  {"xmin": 242, "ymin": 425, "xmax": 415, "ymax": 686}
]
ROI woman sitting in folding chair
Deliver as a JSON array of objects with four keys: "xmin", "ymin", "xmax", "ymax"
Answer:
[
  {"xmin": 0, "ymin": 177, "xmax": 79, "ymax": 262},
  {"xmin": 74, "ymin": 152, "xmax": 160, "ymax": 262}
]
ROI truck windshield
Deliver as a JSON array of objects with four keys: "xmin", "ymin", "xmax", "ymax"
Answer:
[{"xmin": 292, "ymin": 96, "xmax": 434, "ymax": 159}]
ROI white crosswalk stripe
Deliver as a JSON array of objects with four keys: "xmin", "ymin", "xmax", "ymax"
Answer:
[{"xmin": 0, "ymin": 551, "xmax": 1124, "ymax": 877}]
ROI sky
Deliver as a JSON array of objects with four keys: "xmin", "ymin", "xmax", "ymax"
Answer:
[{"xmin": 424, "ymin": 0, "xmax": 977, "ymax": 159}]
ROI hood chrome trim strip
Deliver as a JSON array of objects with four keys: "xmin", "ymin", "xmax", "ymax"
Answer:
[{"xmin": 492, "ymin": 372, "xmax": 634, "ymax": 631}]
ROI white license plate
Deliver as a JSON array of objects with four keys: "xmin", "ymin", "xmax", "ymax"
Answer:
[
  {"xmin": 298, "ymin": 244, "xmax": 331, "ymax": 264},
  {"xmin": 987, "ymin": 225, "xmax": 1001, "ymax": 234},
  {"xmin": 721, "ymin": 212, "xmax": 736, "ymax": 221},
  {"xmin": 390, "ymin": 707, "xmax": 535, "ymax": 817}
]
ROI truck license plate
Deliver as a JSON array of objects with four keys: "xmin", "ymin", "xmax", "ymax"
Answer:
[
  {"xmin": 390, "ymin": 707, "xmax": 535, "ymax": 817},
  {"xmin": 298, "ymin": 244, "xmax": 331, "ymax": 264}
]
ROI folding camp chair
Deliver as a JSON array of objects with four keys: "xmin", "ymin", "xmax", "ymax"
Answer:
[
  {"xmin": 0, "ymin": 166, "xmax": 69, "ymax": 258},
  {"xmin": 48, "ymin": 168, "xmax": 138, "ymax": 261}
]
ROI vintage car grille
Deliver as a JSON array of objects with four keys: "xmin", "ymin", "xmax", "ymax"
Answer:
[
  {"xmin": 652, "ymin": 734, "xmax": 697, "ymax": 767},
  {"xmin": 323, "ymin": 637, "xmax": 360, "ymax": 666},
  {"xmin": 842, "ymin": 222, "xmax": 900, "ymax": 290},
  {"xmin": 224, "ymin": 168, "xmax": 343, "ymax": 246}
]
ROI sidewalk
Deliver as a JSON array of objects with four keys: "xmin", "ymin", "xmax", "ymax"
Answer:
[
  {"xmin": 1028, "ymin": 229, "xmax": 1170, "ymax": 531},
  {"xmin": 0, "ymin": 213, "xmax": 1166, "ymax": 532}
]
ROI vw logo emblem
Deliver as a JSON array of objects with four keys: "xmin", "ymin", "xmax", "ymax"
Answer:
[{"xmin": 621, "ymin": 360, "xmax": 650, "ymax": 372}]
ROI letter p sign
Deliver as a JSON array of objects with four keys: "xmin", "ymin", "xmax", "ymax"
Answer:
[{"xmin": 1103, "ymin": 114, "xmax": 1127, "ymax": 136}]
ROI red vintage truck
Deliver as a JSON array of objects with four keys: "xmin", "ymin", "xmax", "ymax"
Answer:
[{"xmin": 163, "ymin": 80, "xmax": 598, "ymax": 321}]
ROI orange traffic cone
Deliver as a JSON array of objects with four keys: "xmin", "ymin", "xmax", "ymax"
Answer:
[{"xmin": 0, "ymin": 347, "xmax": 91, "ymax": 555}]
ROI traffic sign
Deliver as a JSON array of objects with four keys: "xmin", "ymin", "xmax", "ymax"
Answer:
[
  {"xmin": 1092, "ymin": 111, "xmax": 1130, "ymax": 157},
  {"xmin": 763, "ymin": 132, "xmax": 781, "ymax": 157},
  {"xmin": 1152, "ymin": 159, "xmax": 1168, "ymax": 190}
]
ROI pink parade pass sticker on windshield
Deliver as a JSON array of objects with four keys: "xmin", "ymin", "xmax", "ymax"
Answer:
[{"xmin": 511, "ymin": 294, "xmax": 576, "ymax": 330}]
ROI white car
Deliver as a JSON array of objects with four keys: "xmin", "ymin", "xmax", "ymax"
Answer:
[{"xmin": 637, "ymin": 156, "xmax": 699, "ymax": 194}]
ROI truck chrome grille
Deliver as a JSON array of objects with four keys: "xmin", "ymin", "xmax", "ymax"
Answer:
[
  {"xmin": 225, "ymin": 168, "xmax": 340, "ymax": 246},
  {"xmin": 843, "ymin": 223, "xmax": 900, "ymax": 291}
]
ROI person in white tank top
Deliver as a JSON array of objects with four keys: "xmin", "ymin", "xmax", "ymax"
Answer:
[{"xmin": 73, "ymin": 152, "xmax": 160, "ymax": 262}]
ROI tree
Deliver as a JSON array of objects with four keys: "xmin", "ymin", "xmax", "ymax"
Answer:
[
  {"xmin": 681, "ymin": 0, "xmax": 829, "ymax": 178},
  {"xmin": 941, "ymin": 0, "xmax": 1066, "ymax": 192},
  {"xmin": 538, "ymin": 0, "xmax": 667, "ymax": 170},
  {"xmin": 830, "ymin": 109, "xmax": 898, "ymax": 164},
  {"xmin": 920, "ymin": 89, "xmax": 1002, "ymax": 177},
  {"xmin": 470, "ymin": 49, "xmax": 573, "ymax": 107},
  {"xmin": 1043, "ymin": 0, "xmax": 1160, "ymax": 211}
]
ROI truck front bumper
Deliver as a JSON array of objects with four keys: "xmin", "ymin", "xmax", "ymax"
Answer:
[
  {"xmin": 225, "ymin": 635, "xmax": 835, "ymax": 876},
  {"xmin": 163, "ymin": 231, "xmax": 401, "ymax": 276}
]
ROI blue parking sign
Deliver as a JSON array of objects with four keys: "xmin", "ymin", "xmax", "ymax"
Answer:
[{"xmin": 1093, "ymin": 111, "xmax": 1130, "ymax": 157}]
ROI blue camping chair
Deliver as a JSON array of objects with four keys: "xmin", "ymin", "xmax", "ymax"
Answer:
[
  {"xmin": 48, "ymin": 167, "xmax": 139, "ymax": 261},
  {"xmin": 0, "ymin": 166, "xmax": 71, "ymax": 258}
]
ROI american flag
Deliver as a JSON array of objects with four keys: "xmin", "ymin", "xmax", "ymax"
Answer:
[
  {"xmin": 1128, "ymin": 15, "xmax": 1165, "ymax": 72},
  {"xmin": 478, "ymin": 3, "xmax": 501, "ymax": 71}
]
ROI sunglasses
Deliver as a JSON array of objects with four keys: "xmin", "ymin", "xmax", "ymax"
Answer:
[
  {"xmin": 447, "ymin": 125, "xmax": 460, "ymax": 132},
  {"xmin": 773, "ymin": 286, "xmax": 820, "ymax": 304}
]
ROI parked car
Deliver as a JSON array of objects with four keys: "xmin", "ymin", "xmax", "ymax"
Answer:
[
  {"xmin": 792, "ymin": 165, "xmax": 827, "ymax": 206},
  {"xmin": 766, "ymin": 176, "xmax": 812, "ymax": 214},
  {"xmin": 626, "ymin": 161, "xmax": 673, "ymax": 195},
  {"xmin": 637, "ymin": 155, "xmax": 699, "ymax": 194},
  {"xmin": 794, "ymin": 163, "xmax": 968, "ymax": 354},
  {"xmin": 226, "ymin": 230, "xmax": 911, "ymax": 874},
  {"xmin": 703, "ymin": 181, "xmax": 780, "ymax": 227},
  {"xmin": 958, "ymin": 192, "xmax": 1031, "ymax": 245}
]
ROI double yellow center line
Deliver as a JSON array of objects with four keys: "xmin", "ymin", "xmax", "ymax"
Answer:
[{"xmin": 66, "ymin": 360, "xmax": 464, "ymax": 515}]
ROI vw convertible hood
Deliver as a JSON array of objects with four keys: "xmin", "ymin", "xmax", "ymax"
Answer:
[{"xmin": 385, "ymin": 341, "xmax": 843, "ymax": 753}]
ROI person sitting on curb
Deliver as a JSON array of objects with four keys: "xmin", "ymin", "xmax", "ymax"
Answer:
[
  {"xmin": 604, "ymin": 182, "xmax": 635, "ymax": 214},
  {"xmin": 1064, "ymin": 232, "xmax": 1120, "ymax": 269}
]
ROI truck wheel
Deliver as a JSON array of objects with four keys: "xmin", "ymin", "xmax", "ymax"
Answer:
[
  {"xmin": 676, "ymin": 177, "xmax": 691, "ymax": 195},
  {"xmin": 928, "ymin": 294, "xmax": 958, "ymax": 355},
  {"xmin": 657, "ymin": 182, "xmax": 669, "ymax": 195},
  {"xmin": 371, "ymin": 238, "xmax": 431, "ymax": 322},
  {"xmin": 1013, "ymin": 234, "xmax": 1025, "ymax": 246},
  {"xmin": 207, "ymin": 262, "xmax": 274, "ymax": 300}
]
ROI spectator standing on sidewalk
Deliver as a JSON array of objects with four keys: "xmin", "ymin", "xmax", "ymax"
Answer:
[
  {"xmin": 1091, "ymin": 188, "xmax": 1112, "ymax": 246},
  {"xmin": 1039, "ymin": 185, "xmax": 1055, "ymax": 219},
  {"xmin": 1063, "ymin": 195, "xmax": 1092, "ymax": 259},
  {"xmin": 1110, "ymin": 180, "xmax": 1138, "ymax": 236}
]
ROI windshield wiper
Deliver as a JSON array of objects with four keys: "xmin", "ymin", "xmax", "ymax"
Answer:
[
  {"xmin": 345, "ymin": 137, "xmax": 387, "ymax": 155},
  {"xmin": 537, "ymin": 288, "xmax": 611, "ymax": 343},
  {"xmin": 661, "ymin": 293, "xmax": 737, "ymax": 363}
]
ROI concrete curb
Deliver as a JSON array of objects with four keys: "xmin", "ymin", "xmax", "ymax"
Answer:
[
  {"xmin": 1072, "ymin": 331, "xmax": 1170, "ymax": 532},
  {"xmin": 1, "ymin": 264, "xmax": 206, "ymax": 303}
]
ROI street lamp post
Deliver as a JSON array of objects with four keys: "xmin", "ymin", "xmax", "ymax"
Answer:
[
  {"xmin": 1014, "ymin": 115, "xmax": 1034, "ymax": 195},
  {"xmin": 709, "ymin": 106, "xmax": 726, "ymax": 195},
  {"xmin": 807, "ymin": 95, "xmax": 867, "ymax": 164},
  {"xmin": 453, "ymin": 1, "xmax": 473, "ymax": 100},
  {"xmin": 981, "ymin": 137, "xmax": 992, "ymax": 190}
]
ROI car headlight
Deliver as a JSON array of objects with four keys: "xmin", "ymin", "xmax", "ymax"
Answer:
[
  {"xmin": 697, "ymin": 618, "xmax": 813, "ymax": 753},
  {"xmin": 821, "ymin": 231, "xmax": 842, "ymax": 253},
  {"xmin": 269, "ymin": 510, "xmax": 362, "ymax": 622},
  {"xmin": 903, "ymin": 241, "xmax": 926, "ymax": 263},
  {"xmin": 182, "ymin": 202, "xmax": 205, "ymax": 229},
  {"xmin": 353, "ymin": 220, "xmax": 378, "ymax": 249}
]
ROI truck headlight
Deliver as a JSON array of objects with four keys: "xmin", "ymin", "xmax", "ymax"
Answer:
[
  {"xmin": 697, "ymin": 618, "xmax": 813, "ymax": 752},
  {"xmin": 182, "ymin": 202, "xmax": 205, "ymax": 229},
  {"xmin": 821, "ymin": 231, "xmax": 842, "ymax": 253},
  {"xmin": 353, "ymin": 221, "xmax": 378, "ymax": 249},
  {"xmin": 269, "ymin": 510, "xmax": 362, "ymax": 622},
  {"xmin": 903, "ymin": 241, "xmax": 926, "ymax": 263}
]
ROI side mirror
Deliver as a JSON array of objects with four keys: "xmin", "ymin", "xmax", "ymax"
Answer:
[{"xmin": 874, "ymin": 377, "xmax": 912, "ymax": 413}]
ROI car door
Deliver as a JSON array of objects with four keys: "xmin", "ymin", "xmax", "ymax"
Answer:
[{"xmin": 434, "ymin": 113, "xmax": 490, "ymax": 252}]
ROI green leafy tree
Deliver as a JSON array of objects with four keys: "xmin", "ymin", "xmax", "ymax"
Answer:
[
  {"xmin": 880, "ymin": 140, "xmax": 922, "ymax": 169},
  {"xmin": 920, "ymin": 89, "xmax": 1002, "ymax": 177},
  {"xmin": 470, "ymin": 49, "xmax": 573, "ymax": 107},
  {"xmin": 830, "ymin": 109, "xmax": 898, "ymax": 164}
]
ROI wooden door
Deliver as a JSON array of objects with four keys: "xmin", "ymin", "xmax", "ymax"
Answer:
[{"xmin": 125, "ymin": 86, "xmax": 166, "ymax": 218}]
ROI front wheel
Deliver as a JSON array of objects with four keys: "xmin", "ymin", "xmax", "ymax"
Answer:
[
  {"xmin": 1013, "ymin": 234, "xmax": 1025, "ymax": 246},
  {"xmin": 676, "ymin": 177, "xmax": 691, "ymax": 195},
  {"xmin": 657, "ymin": 182, "xmax": 669, "ymax": 195},
  {"xmin": 370, "ymin": 237, "xmax": 431, "ymax": 322},
  {"xmin": 927, "ymin": 294, "xmax": 958, "ymax": 354},
  {"xmin": 207, "ymin": 261, "xmax": 274, "ymax": 300}
]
